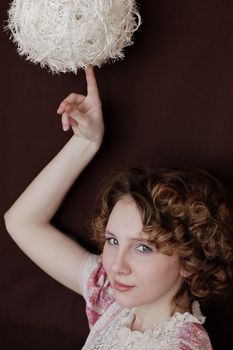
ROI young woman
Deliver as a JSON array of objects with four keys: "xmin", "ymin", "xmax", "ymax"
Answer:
[{"xmin": 4, "ymin": 66, "xmax": 233, "ymax": 349}]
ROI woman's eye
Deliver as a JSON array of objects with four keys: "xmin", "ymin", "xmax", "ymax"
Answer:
[
  {"xmin": 137, "ymin": 244, "xmax": 152, "ymax": 253},
  {"xmin": 106, "ymin": 237, "xmax": 118, "ymax": 245}
]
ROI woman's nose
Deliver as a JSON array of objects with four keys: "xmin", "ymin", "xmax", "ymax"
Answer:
[{"xmin": 111, "ymin": 249, "xmax": 131, "ymax": 275}]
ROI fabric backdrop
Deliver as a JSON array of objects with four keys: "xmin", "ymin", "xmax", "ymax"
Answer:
[{"xmin": 1, "ymin": 1, "xmax": 233, "ymax": 349}]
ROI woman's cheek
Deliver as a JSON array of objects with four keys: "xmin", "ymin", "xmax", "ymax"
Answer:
[{"xmin": 102, "ymin": 245, "xmax": 114, "ymax": 272}]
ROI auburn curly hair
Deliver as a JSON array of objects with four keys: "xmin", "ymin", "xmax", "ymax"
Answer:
[{"xmin": 92, "ymin": 168, "xmax": 233, "ymax": 307}]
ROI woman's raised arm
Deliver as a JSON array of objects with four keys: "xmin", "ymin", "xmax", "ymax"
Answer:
[{"xmin": 4, "ymin": 66, "xmax": 104, "ymax": 295}]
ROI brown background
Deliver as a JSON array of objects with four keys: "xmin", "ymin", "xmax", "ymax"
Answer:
[{"xmin": 1, "ymin": 0, "xmax": 233, "ymax": 349}]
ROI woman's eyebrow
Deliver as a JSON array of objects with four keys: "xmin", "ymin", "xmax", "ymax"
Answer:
[{"xmin": 105, "ymin": 230, "xmax": 150, "ymax": 242}]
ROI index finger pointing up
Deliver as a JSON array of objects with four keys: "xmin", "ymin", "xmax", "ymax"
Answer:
[{"xmin": 85, "ymin": 65, "xmax": 99, "ymax": 98}]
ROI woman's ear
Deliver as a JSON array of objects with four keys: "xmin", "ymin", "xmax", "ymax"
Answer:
[{"xmin": 180, "ymin": 267, "xmax": 191, "ymax": 278}]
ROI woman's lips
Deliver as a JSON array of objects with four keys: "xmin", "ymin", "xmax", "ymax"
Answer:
[{"xmin": 113, "ymin": 280, "xmax": 134, "ymax": 292}]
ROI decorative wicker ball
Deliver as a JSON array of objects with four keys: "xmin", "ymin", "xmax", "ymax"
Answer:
[{"xmin": 6, "ymin": 0, "xmax": 141, "ymax": 74}]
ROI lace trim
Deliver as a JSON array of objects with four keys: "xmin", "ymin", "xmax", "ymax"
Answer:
[
  {"xmin": 120, "ymin": 302, "xmax": 205, "ymax": 338},
  {"xmin": 82, "ymin": 302, "xmax": 209, "ymax": 350},
  {"xmin": 191, "ymin": 300, "xmax": 206, "ymax": 323}
]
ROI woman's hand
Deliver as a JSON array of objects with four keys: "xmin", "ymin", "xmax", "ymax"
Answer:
[{"xmin": 57, "ymin": 66, "xmax": 104, "ymax": 146}]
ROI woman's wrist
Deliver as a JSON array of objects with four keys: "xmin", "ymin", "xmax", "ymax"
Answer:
[{"xmin": 70, "ymin": 133, "xmax": 103, "ymax": 156}]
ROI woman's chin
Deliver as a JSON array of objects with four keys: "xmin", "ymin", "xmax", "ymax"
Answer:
[{"xmin": 114, "ymin": 293, "xmax": 137, "ymax": 308}]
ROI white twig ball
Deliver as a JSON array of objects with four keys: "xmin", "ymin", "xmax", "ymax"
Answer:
[{"xmin": 6, "ymin": 0, "xmax": 141, "ymax": 74}]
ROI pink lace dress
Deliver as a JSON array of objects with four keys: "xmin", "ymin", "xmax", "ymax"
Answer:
[{"xmin": 81, "ymin": 253, "xmax": 213, "ymax": 350}]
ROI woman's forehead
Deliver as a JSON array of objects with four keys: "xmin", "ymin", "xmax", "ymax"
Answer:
[{"xmin": 107, "ymin": 198, "xmax": 142, "ymax": 230}]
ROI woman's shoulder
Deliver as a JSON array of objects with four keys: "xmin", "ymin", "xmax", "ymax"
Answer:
[
  {"xmin": 171, "ymin": 301, "xmax": 212, "ymax": 349},
  {"xmin": 82, "ymin": 253, "xmax": 115, "ymax": 328},
  {"xmin": 170, "ymin": 312, "xmax": 213, "ymax": 350},
  {"xmin": 177, "ymin": 321, "xmax": 213, "ymax": 349},
  {"xmin": 146, "ymin": 308, "xmax": 212, "ymax": 350}
]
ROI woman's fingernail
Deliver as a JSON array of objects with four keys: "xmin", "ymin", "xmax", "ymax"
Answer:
[{"xmin": 63, "ymin": 124, "xmax": 69, "ymax": 131}]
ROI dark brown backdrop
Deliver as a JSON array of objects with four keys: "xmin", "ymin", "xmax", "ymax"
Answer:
[{"xmin": 1, "ymin": 1, "xmax": 233, "ymax": 349}]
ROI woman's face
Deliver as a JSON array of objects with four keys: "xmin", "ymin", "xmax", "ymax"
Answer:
[{"xmin": 102, "ymin": 196, "xmax": 184, "ymax": 310}]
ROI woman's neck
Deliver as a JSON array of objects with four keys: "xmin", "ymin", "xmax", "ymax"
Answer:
[{"xmin": 130, "ymin": 294, "xmax": 191, "ymax": 333}]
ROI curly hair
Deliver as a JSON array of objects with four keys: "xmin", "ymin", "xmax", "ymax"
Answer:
[{"xmin": 92, "ymin": 167, "xmax": 233, "ymax": 308}]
